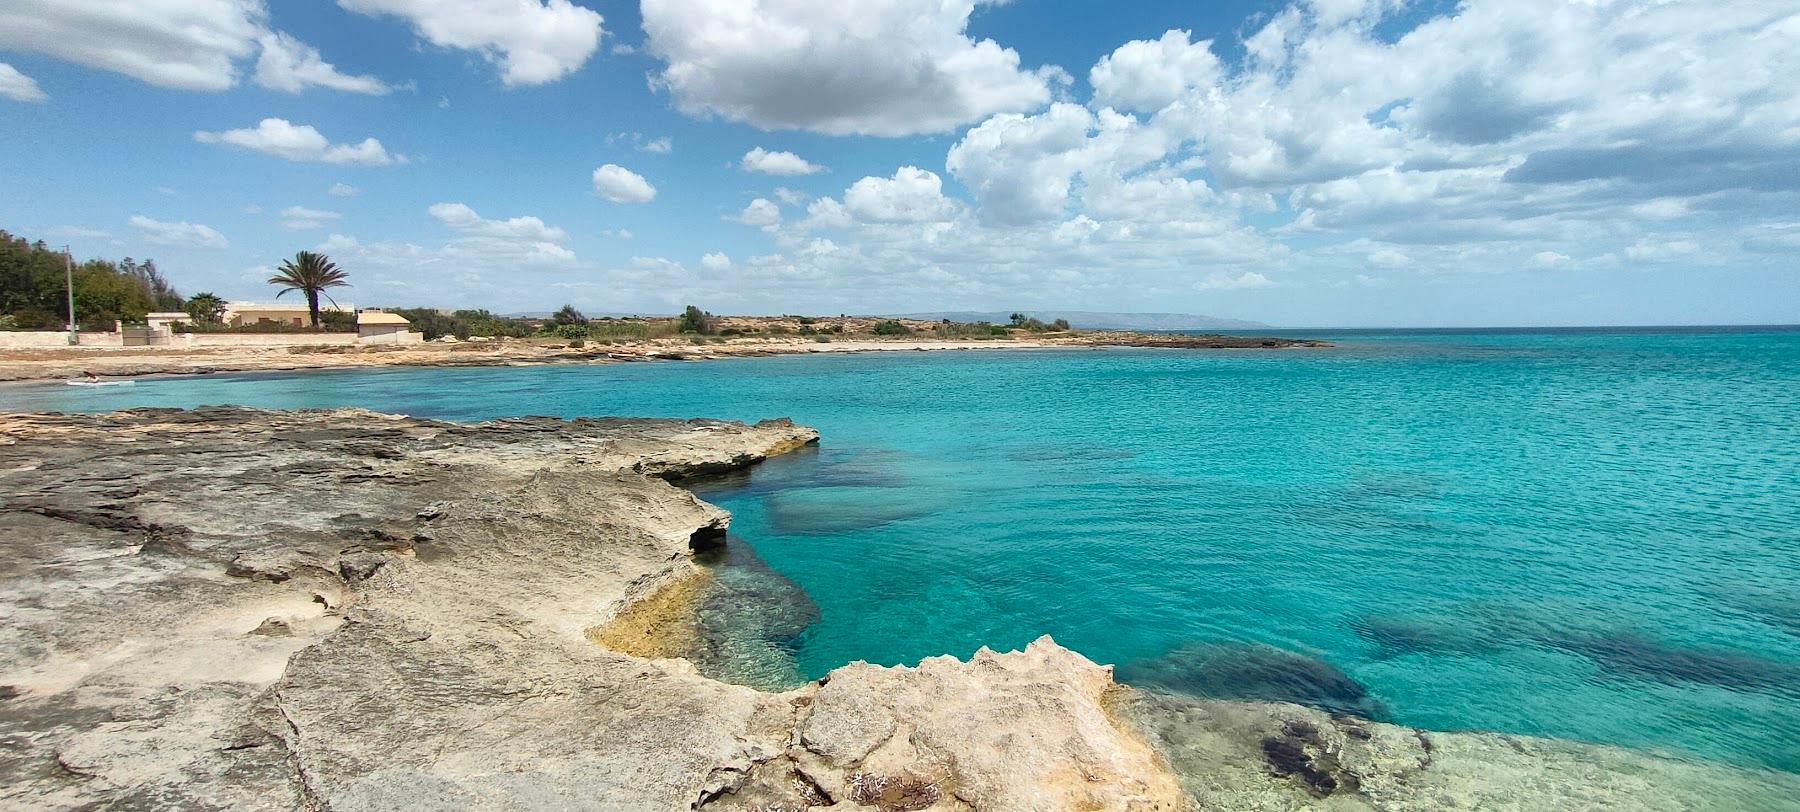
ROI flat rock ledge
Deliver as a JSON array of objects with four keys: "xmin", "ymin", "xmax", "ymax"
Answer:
[
  {"xmin": 1, "ymin": 408, "xmax": 1792, "ymax": 811},
  {"xmin": 0, "ymin": 407, "xmax": 1180, "ymax": 811}
]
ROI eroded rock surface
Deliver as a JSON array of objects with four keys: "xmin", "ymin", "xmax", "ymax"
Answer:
[
  {"xmin": 3, "ymin": 407, "xmax": 1793, "ymax": 811},
  {"xmin": 0, "ymin": 407, "xmax": 818, "ymax": 810}
]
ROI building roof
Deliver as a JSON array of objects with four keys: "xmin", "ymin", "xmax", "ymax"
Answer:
[
  {"xmin": 357, "ymin": 311, "xmax": 411, "ymax": 326},
  {"xmin": 225, "ymin": 301, "xmax": 352, "ymax": 313}
]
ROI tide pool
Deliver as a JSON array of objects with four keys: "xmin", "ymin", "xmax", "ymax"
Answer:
[{"xmin": 7, "ymin": 327, "xmax": 1798, "ymax": 774}]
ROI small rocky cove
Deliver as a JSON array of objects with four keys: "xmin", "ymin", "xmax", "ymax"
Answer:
[{"xmin": 1, "ymin": 407, "xmax": 1792, "ymax": 810}]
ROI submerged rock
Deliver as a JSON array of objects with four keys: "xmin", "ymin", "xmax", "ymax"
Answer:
[
  {"xmin": 1547, "ymin": 631, "xmax": 1800, "ymax": 693},
  {"xmin": 1118, "ymin": 688, "xmax": 1800, "ymax": 810},
  {"xmin": 1118, "ymin": 640, "xmax": 1384, "ymax": 717}
]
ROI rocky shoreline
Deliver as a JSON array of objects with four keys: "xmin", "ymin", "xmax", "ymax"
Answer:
[
  {"xmin": 0, "ymin": 332, "xmax": 1329, "ymax": 383},
  {"xmin": 2, "ymin": 408, "xmax": 1790, "ymax": 810}
]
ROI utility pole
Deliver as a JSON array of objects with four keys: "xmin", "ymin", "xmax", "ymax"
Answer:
[{"xmin": 63, "ymin": 245, "xmax": 77, "ymax": 345}]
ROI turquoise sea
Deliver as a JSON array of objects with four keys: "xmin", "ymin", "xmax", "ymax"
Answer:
[{"xmin": 6, "ymin": 327, "xmax": 1798, "ymax": 775}]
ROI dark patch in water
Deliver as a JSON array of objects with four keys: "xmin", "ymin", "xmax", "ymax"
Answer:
[
  {"xmin": 1547, "ymin": 632, "xmax": 1800, "ymax": 693},
  {"xmin": 1348, "ymin": 612, "xmax": 1497, "ymax": 659},
  {"xmin": 1117, "ymin": 641, "xmax": 1383, "ymax": 717},
  {"xmin": 690, "ymin": 445, "xmax": 909, "ymax": 499},
  {"xmin": 765, "ymin": 485, "xmax": 937, "ymax": 534}
]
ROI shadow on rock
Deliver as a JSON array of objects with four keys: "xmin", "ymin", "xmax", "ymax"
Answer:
[{"xmin": 1116, "ymin": 641, "xmax": 1384, "ymax": 718}]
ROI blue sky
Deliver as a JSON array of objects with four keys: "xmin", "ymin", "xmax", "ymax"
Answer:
[{"xmin": 1, "ymin": 0, "xmax": 1796, "ymax": 327}]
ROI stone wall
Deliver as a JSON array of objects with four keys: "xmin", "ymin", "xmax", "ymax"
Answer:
[
  {"xmin": 176, "ymin": 332, "xmax": 359, "ymax": 347},
  {"xmin": 0, "ymin": 331, "xmax": 122, "ymax": 348}
]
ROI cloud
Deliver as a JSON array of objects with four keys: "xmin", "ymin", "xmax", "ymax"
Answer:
[
  {"xmin": 317, "ymin": 200, "xmax": 581, "ymax": 281},
  {"xmin": 427, "ymin": 202, "xmax": 565, "ymax": 241},
  {"xmin": 329, "ymin": 183, "xmax": 361, "ymax": 197},
  {"xmin": 0, "ymin": 1, "xmax": 393, "ymax": 95},
  {"xmin": 1366, "ymin": 247, "xmax": 1411, "ymax": 268},
  {"xmin": 0, "ymin": 0, "xmax": 261, "ymax": 90},
  {"xmin": 1532, "ymin": 250, "xmax": 1570, "ymax": 266},
  {"xmin": 0, "ymin": 62, "xmax": 46, "ymax": 102},
  {"xmin": 733, "ymin": 198, "xmax": 782, "ymax": 227},
  {"xmin": 1195, "ymin": 271, "xmax": 1275, "ymax": 290},
  {"xmin": 338, "ymin": 0, "xmax": 604, "ymax": 86},
  {"xmin": 1624, "ymin": 239, "xmax": 1701, "ymax": 262},
  {"xmin": 641, "ymin": 0, "xmax": 1063, "ymax": 136},
  {"xmin": 842, "ymin": 167, "xmax": 961, "ymax": 224},
  {"xmin": 700, "ymin": 251, "xmax": 731, "ymax": 271},
  {"xmin": 194, "ymin": 118, "xmax": 401, "ymax": 165},
  {"xmin": 591, "ymin": 164, "xmax": 656, "ymax": 203},
  {"xmin": 1089, "ymin": 29, "xmax": 1220, "ymax": 113},
  {"xmin": 773, "ymin": 187, "xmax": 809, "ymax": 206},
  {"xmin": 254, "ymin": 31, "xmax": 389, "ymax": 94},
  {"xmin": 607, "ymin": 132, "xmax": 673, "ymax": 153},
  {"xmin": 740, "ymin": 147, "xmax": 824, "ymax": 175},
  {"xmin": 129, "ymin": 214, "xmax": 227, "ymax": 248},
  {"xmin": 280, "ymin": 205, "xmax": 342, "ymax": 230}
]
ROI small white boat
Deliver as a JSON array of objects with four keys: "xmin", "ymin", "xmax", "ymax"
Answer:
[{"xmin": 65, "ymin": 379, "xmax": 135, "ymax": 387}]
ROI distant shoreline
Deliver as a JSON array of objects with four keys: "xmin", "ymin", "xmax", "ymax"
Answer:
[{"xmin": 0, "ymin": 332, "xmax": 1329, "ymax": 384}]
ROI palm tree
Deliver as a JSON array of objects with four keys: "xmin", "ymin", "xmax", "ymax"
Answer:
[{"xmin": 268, "ymin": 252, "xmax": 349, "ymax": 328}]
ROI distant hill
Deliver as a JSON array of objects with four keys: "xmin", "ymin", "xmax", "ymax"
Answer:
[{"xmin": 898, "ymin": 311, "xmax": 1271, "ymax": 331}]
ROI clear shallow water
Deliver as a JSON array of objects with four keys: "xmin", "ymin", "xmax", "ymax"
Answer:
[{"xmin": 6, "ymin": 328, "xmax": 1799, "ymax": 774}]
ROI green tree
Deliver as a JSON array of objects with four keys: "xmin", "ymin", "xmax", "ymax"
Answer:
[
  {"xmin": 184, "ymin": 292, "xmax": 226, "ymax": 324},
  {"xmin": 267, "ymin": 251, "xmax": 349, "ymax": 328},
  {"xmin": 678, "ymin": 304, "xmax": 716, "ymax": 335},
  {"xmin": 871, "ymin": 319, "xmax": 910, "ymax": 336},
  {"xmin": 552, "ymin": 304, "xmax": 588, "ymax": 326}
]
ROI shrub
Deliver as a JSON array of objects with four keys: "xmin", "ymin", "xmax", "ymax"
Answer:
[
  {"xmin": 568, "ymin": 338, "xmax": 585, "ymax": 348},
  {"xmin": 555, "ymin": 323, "xmax": 587, "ymax": 339},
  {"xmin": 871, "ymin": 320, "xmax": 910, "ymax": 336},
  {"xmin": 678, "ymin": 304, "xmax": 716, "ymax": 334},
  {"xmin": 552, "ymin": 304, "xmax": 588, "ymax": 326}
]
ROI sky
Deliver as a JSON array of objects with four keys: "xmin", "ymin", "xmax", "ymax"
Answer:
[{"xmin": 0, "ymin": 0, "xmax": 1796, "ymax": 328}]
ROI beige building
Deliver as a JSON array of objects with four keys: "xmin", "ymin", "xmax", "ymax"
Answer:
[
  {"xmin": 356, "ymin": 310, "xmax": 422, "ymax": 345},
  {"xmin": 223, "ymin": 301, "xmax": 353, "ymax": 328}
]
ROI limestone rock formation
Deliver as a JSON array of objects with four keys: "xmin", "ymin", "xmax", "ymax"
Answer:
[{"xmin": 2, "ymin": 407, "xmax": 1793, "ymax": 811}]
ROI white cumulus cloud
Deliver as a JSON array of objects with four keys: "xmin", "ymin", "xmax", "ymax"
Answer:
[
  {"xmin": 338, "ymin": 0, "xmax": 604, "ymax": 86},
  {"xmin": 641, "ymin": 0, "xmax": 1064, "ymax": 136},
  {"xmin": 741, "ymin": 147, "xmax": 824, "ymax": 175},
  {"xmin": 733, "ymin": 198, "xmax": 782, "ymax": 228},
  {"xmin": 700, "ymin": 251, "xmax": 732, "ymax": 271},
  {"xmin": 1195, "ymin": 271, "xmax": 1275, "ymax": 290},
  {"xmin": 843, "ymin": 167, "xmax": 961, "ymax": 224},
  {"xmin": 428, "ymin": 202, "xmax": 566, "ymax": 241},
  {"xmin": 195, "ymin": 118, "xmax": 401, "ymax": 166},
  {"xmin": 592, "ymin": 164, "xmax": 656, "ymax": 203},
  {"xmin": 129, "ymin": 214, "xmax": 228, "ymax": 248}
]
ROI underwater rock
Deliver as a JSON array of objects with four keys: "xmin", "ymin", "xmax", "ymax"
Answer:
[
  {"xmin": 1548, "ymin": 631, "xmax": 1800, "ymax": 693},
  {"xmin": 688, "ymin": 536, "xmax": 821, "ymax": 690},
  {"xmin": 766, "ymin": 485, "xmax": 938, "ymax": 534},
  {"xmin": 1349, "ymin": 612, "xmax": 1499, "ymax": 659},
  {"xmin": 1116, "ymin": 641, "xmax": 1383, "ymax": 717}
]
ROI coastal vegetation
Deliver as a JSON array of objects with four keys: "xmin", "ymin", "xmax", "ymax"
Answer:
[
  {"xmin": 0, "ymin": 230, "xmax": 184, "ymax": 330},
  {"xmin": 267, "ymin": 251, "xmax": 350, "ymax": 329}
]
